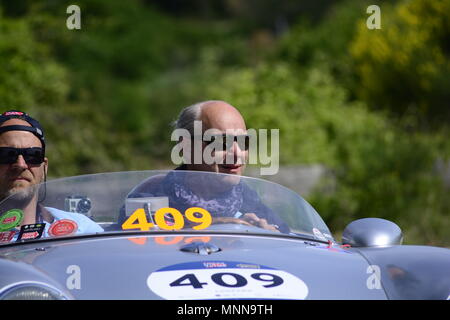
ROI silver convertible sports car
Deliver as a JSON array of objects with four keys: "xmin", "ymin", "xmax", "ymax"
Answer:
[{"xmin": 0, "ymin": 170, "xmax": 449, "ymax": 300}]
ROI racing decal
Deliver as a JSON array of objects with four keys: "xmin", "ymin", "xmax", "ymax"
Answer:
[
  {"xmin": 147, "ymin": 261, "xmax": 308, "ymax": 300},
  {"xmin": 17, "ymin": 223, "xmax": 45, "ymax": 241},
  {"xmin": 122, "ymin": 207, "xmax": 212, "ymax": 231},
  {"xmin": 312, "ymin": 228, "xmax": 327, "ymax": 241},
  {"xmin": 48, "ymin": 219, "xmax": 78, "ymax": 237},
  {"xmin": 0, "ymin": 230, "xmax": 16, "ymax": 243},
  {"xmin": 0, "ymin": 209, "xmax": 23, "ymax": 231}
]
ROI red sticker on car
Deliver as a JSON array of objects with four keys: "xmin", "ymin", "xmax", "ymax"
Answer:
[
  {"xmin": 48, "ymin": 219, "xmax": 78, "ymax": 237},
  {"xmin": 0, "ymin": 230, "xmax": 16, "ymax": 243}
]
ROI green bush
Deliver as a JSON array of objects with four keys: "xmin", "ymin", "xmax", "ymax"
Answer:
[
  {"xmin": 350, "ymin": 0, "xmax": 450, "ymax": 123},
  {"xmin": 0, "ymin": 8, "xmax": 155, "ymax": 176},
  {"xmin": 310, "ymin": 127, "xmax": 449, "ymax": 245},
  {"xmin": 0, "ymin": 13, "xmax": 68, "ymax": 107}
]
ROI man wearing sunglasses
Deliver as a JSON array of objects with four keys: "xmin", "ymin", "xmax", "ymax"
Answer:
[
  {"xmin": 123, "ymin": 101, "xmax": 288, "ymax": 233},
  {"xmin": 0, "ymin": 110, "xmax": 103, "ymax": 241},
  {"xmin": 176, "ymin": 101, "xmax": 249, "ymax": 176}
]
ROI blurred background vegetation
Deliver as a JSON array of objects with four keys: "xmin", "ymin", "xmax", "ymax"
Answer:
[{"xmin": 0, "ymin": 0, "xmax": 448, "ymax": 246}]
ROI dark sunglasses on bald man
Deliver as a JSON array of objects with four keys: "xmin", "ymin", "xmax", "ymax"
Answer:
[
  {"xmin": 201, "ymin": 134, "xmax": 250, "ymax": 151},
  {"xmin": 0, "ymin": 147, "xmax": 45, "ymax": 165}
]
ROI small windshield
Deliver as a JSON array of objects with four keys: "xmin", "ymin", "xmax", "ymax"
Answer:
[{"xmin": 0, "ymin": 170, "xmax": 333, "ymax": 245}]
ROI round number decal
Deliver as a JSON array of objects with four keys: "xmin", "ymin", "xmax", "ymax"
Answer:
[{"xmin": 147, "ymin": 261, "xmax": 308, "ymax": 300}]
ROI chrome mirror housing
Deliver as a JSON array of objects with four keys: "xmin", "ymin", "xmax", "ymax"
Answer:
[{"xmin": 342, "ymin": 218, "xmax": 403, "ymax": 247}]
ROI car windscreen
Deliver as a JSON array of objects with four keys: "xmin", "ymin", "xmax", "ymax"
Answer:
[{"xmin": 0, "ymin": 170, "xmax": 333, "ymax": 244}]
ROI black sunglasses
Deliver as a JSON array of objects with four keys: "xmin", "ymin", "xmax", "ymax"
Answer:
[
  {"xmin": 196, "ymin": 134, "xmax": 250, "ymax": 151},
  {"xmin": 0, "ymin": 147, "xmax": 45, "ymax": 165}
]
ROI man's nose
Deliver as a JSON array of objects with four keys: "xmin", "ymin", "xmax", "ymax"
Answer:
[
  {"xmin": 228, "ymin": 141, "xmax": 247, "ymax": 163},
  {"xmin": 231, "ymin": 141, "xmax": 243, "ymax": 153},
  {"xmin": 12, "ymin": 155, "xmax": 28, "ymax": 168}
]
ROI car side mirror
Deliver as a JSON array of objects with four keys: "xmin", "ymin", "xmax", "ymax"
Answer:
[{"xmin": 342, "ymin": 218, "xmax": 403, "ymax": 247}]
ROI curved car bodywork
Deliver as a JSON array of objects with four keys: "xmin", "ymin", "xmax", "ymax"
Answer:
[{"xmin": 0, "ymin": 170, "xmax": 449, "ymax": 300}]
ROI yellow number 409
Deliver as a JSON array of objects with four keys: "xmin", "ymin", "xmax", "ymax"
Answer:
[{"xmin": 121, "ymin": 207, "xmax": 212, "ymax": 231}]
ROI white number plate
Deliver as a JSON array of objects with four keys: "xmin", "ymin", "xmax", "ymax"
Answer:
[{"xmin": 147, "ymin": 261, "xmax": 308, "ymax": 300}]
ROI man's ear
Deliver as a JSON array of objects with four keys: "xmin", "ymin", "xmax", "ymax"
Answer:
[{"xmin": 43, "ymin": 157, "xmax": 49, "ymax": 177}]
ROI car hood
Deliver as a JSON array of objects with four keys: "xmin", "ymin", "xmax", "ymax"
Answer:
[{"xmin": 0, "ymin": 233, "xmax": 387, "ymax": 299}]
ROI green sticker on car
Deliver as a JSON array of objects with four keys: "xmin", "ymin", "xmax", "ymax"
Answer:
[{"xmin": 0, "ymin": 209, "xmax": 24, "ymax": 231}]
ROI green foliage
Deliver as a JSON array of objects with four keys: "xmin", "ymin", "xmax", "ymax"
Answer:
[
  {"xmin": 0, "ymin": 13, "xmax": 68, "ymax": 107},
  {"xmin": 350, "ymin": 0, "xmax": 450, "ymax": 123},
  {"xmin": 310, "ymin": 126, "xmax": 449, "ymax": 245},
  {"xmin": 276, "ymin": 0, "xmax": 383, "ymax": 96},
  {"xmin": 270, "ymin": 0, "xmax": 450, "ymax": 244},
  {"xmin": 0, "ymin": 6, "xmax": 154, "ymax": 176}
]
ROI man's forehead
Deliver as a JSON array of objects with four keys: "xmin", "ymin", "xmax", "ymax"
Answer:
[
  {"xmin": 0, "ymin": 119, "xmax": 42, "ymax": 146},
  {"xmin": 0, "ymin": 118, "xmax": 32, "ymax": 128},
  {"xmin": 205, "ymin": 128, "xmax": 248, "ymax": 135},
  {"xmin": 200, "ymin": 103, "xmax": 247, "ymax": 132}
]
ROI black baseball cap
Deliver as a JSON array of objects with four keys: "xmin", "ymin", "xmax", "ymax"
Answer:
[{"xmin": 0, "ymin": 110, "xmax": 46, "ymax": 150}]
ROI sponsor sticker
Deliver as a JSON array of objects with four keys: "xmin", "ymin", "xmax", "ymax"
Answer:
[
  {"xmin": 17, "ymin": 223, "xmax": 45, "ymax": 241},
  {"xmin": 48, "ymin": 219, "xmax": 78, "ymax": 237},
  {"xmin": 0, "ymin": 209, "xmax": 23, "ymax": 231},
  {"xmin": 203, "ymin": 262, "xmax": 227, "ymax": 268},
  {"xmin": 147, "ymin": 261, "xmax": 308, "ymax": 300},
  {"xmin": 0, "ymin": 230, "xmax": 16, "ymax": 243}
]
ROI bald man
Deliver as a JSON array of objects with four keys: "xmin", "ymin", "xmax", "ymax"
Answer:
[
  {"xmin": 122, "ymin": 101, "xmax": 289, "ymax": 233},
  {"xmin": 175, "ymin": 100, "xmax": 248, "ymax": 176},
  {"xmin": 0, "ymin": 110, "xmax": 103, "ymax": 242}
]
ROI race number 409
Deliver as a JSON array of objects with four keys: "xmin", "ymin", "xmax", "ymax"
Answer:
[
  {"xmin": 121, "ymin": 207, "xmax": 212, "ymax": 231},
  {"xmin": 170, "ymin": 272, "xmax": 283, "ymax": 289},
  {"xmin": 147, "ymin": 262, "xmax": 309, "ymax": 300}
]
